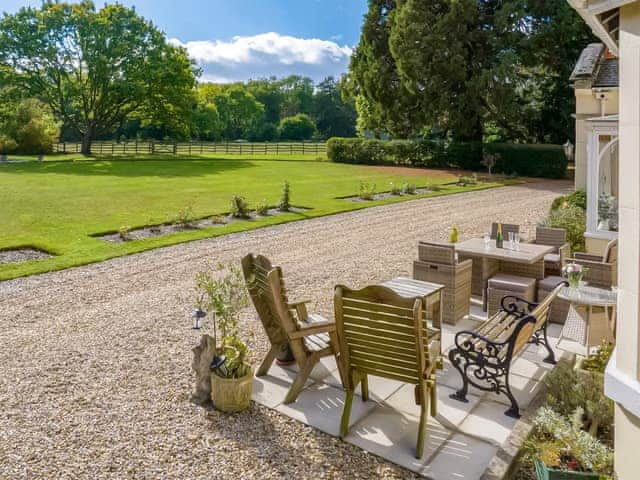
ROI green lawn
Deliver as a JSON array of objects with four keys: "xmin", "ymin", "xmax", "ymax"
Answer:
[{"xmin": 0, "ymin": 154, "xmax": 504, "ymax": 280}]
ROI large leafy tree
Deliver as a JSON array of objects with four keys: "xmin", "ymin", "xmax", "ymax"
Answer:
[
  {"xmin": 312, "ymin": 77, "xmax": 357, "ymax": 139},
  {"xmin": 346, "ymin": 0, "xmax": 419, "ymax": 137},
  {"xmin": 0, "ymin": 1, "xmax": 197, "ymax": 154},
  {"xmin": 199, "ymin": 83, "xmax": 264, "ymax": 140},
  {"xmin": 350, "ymin": 0, "xmax": 594, "ymax": 143}
]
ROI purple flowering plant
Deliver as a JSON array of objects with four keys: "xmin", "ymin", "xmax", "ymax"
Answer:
[{"xmin": 562, "ymin": 262, "xmax": 588, "ymax": 288}]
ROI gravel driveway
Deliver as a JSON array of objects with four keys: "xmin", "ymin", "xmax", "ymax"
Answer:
[{"xmin": 0, "ymin": 180, "xmax": 571, "ymax": 480}]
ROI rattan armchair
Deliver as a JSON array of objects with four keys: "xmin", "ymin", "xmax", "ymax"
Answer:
[
  {"xmin": 530, "ymin": 226, "xmax": 571, "ymax": 276},
  {"xmin": 413, "ymin": 241, "xmax": 472, "ymax": 325},
  {"xmin": 568, "ymin": 238, "xmax": 618, "ymax": 289}
]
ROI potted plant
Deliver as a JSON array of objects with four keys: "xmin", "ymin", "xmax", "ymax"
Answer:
[
  {"xmin": 533, "ymin": 407, "xmax": 613, "ymax": 480},
  {"xmin": 193, "ymin": 264, "xmax": 253, "ymax": 413}
]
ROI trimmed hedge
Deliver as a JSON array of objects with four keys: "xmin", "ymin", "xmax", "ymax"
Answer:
[
  {"xmin": 485, "ymin": 143, "xmax": 567, "ymax": 179},
  {"xmin": 326, "ymin": 138, "xmax": 567, "ymax": 179}
]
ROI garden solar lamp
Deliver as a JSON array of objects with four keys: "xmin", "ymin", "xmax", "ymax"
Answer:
[{"xmin": 191, "ymin": 308, "xmax": 206, "ymax": 330}]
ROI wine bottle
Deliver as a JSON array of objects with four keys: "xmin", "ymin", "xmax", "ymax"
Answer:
[{"xmin": 496, "ymin": 223, "xmax": 504, "ymax": 248}]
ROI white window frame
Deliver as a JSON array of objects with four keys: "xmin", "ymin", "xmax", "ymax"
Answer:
[{"xmin": 586, "ymin": 117, "xmax": 619, "ymax": 240}]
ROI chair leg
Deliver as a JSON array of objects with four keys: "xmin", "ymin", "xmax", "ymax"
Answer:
[
  {"xmin": 284, "ymin": 353, "xmax": 318, "ymax": 404},
  {"xmin": 429, "ymin": 375, "xmax": 437, "ymax": 417},
  {"xmin": 328, "ymin": 331, "xmax": 346, "ymax": 388},
  {"xmin": 340, "ymin": 388, "xmax": 355, "ymax": 439},
  {"xmin": 416, "ymin": 385, "xmax": 428, "ymax": 459},
  {"xmin": 360, "ymin": 374, "xmax": 369, "ymax": 402},
  {"xmin": 256, "ymin": 344, "xmax": 280, "ymax": 377}
]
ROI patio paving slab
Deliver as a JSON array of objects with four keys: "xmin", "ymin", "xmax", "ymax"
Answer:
[
  {"xmin": 346, "ymin": 406, "xmax": 452, "ymax": 473},
  {"xmin": 251, "ymin": 309, "xmax": 569, "ymax": 478},
  {"xmin": 421, "ymin": 432, "xmax": 499, "ymax": 480},
  {"xmin": 274, "ymin": 382, "xmax": 378, "ymax": 437}
]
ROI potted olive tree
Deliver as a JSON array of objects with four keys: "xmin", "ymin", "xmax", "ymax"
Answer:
[{"xmin": 193, "ymin": 264, "xmax": 253, "ymax": 413}]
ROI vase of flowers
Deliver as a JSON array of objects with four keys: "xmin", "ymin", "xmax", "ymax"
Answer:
[{"xmin": 563, "ymin": 262, "xmax": 587, "ymax": 289}]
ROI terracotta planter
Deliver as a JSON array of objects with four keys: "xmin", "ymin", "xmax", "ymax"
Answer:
[
  {"xmin": 535, "ymin": 460, "xmax": 601, "ymax": 480},
  {"xmin": 210, "ymin": 368, "xmax": 254, "ymax": 413}
]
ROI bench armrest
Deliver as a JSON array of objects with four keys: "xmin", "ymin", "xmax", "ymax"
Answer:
[{"xmin": 501, "ymin": 295, "xmax": 538, "ymax": 314}]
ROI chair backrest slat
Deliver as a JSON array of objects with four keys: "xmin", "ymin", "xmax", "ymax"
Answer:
[
  {"xmin": 242, "ymin": 254, "xmax": 299, "ymax": 346},
  {"xmin": 335, "ymin": 285, "xmax": 425, "ymax": 385},
  {"xmin": 491, "ymin": 223, "xmax": 520, "ymax": 239}
]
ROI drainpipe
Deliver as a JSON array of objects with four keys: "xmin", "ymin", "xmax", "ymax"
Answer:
[{"xmin": 594, "ymin": 89, "xmax": 610, "ymax": 116}]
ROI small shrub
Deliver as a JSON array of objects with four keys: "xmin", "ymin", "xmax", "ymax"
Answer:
[
  {"xmin": 457, "ymin": 174, "xmax": 478, "ymax": 186},
  {"xmin": 543, "ymin": 361, "xmax": 613, "ymax": 436},
  {"xmin": 210, "ymin": 215, "xmax": 227, "ymax": 225},
  {"xmin": 118, "ymin": 225, "xmax": 131, "ymax": 241},
  {"xmin": 278, "ymin": 180, "xmax": 291, "ymax": 212},
  {"xmin": 550, "ymin": 189, "xmax": 587, "ymax": 212},
  {"xmin": 426, "ymin": 182, "xmax": 444, "ymax": 192},
  {"xmin": 402, "ymin": 182, "xmax": 417, "ymax": 195},
  {"xmin": 389, "ymin": 182, "xmax": 402, "ymax": 196},
  {"xmin": 359, "ymin": 181, "xmax": 376, "ymax": 200},
  {"xmin": 173, "ymin": 205, "xmax": 197, "ymax": 228},
  {"xmin": 230, "ymin": 195, "xmax": 251, "ymax": 218},
  {"xmin": 539, "ymin": 206, "xmax": 586, "ymax": 252},
  {"xmin": 481, "ymin": 152, "xmax": 499, "ymax": 175},
  {"xmin": 581, "ymin": 342, "xmax": 614, "ymax": 374},
  {"xmin": 255, "ymin": 201, "xmax": 270, "ymax": 216}
]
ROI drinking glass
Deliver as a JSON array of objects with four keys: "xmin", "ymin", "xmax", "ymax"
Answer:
[
  {"xmin": 514, "ymin": 233, "xmax": 520, "ymax": 251},
  {"xmin": 483, "ymin": 234, "xmax": 491, "ymax": 249},
  {"xmin": 508, "ymin": 231, "xmax": 514, "ymax": 250}
]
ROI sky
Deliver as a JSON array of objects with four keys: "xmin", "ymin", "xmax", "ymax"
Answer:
[{"xmin": 1, "ymin": 0, "xmax": 368, "ymax": 83}]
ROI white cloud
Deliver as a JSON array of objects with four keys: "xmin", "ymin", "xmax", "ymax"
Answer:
[{"xmin": 169, "ymin": 32, "xmax": 353, "ymax": 83}]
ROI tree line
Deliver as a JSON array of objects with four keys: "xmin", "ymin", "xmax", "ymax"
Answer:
[
  {"xmin": 346, "ymin": 0, "xmax": 595, "ymax": 144},
  {"xmin": 0, "ymin": 0, "xmax": 596, "ymax": 155},
  {"xmin": 0, "ymin": 1, "xmax": 356, "ymax": 154}
]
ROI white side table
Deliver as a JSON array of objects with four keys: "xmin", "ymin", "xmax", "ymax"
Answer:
[{"xmin": 555, "ymin": 285, "xmax": 617, "ymax": 357}]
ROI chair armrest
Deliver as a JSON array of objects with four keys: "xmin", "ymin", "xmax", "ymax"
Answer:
[
  {"xmin": 288, "ymin": 300, "xmax": 311, "ymax": 321},
  {"xmin": 289, "ymin": 320, "xmax": 335, "ymax": 339},
  {"xmin": 568, "ymin": 257, "xmax": 604, "ymax": 268},
  {"xmin": 573, "ymin": 252, "xmax": 602, "ymax": 262},
  {"xmin": 558, "ymin": 242, "xmax": 571, "ymax": 264}
]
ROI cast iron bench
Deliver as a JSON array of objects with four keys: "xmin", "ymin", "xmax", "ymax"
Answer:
[{"xmin": 448, "ymin": 282, "xmax": 566, "ymax": 418}]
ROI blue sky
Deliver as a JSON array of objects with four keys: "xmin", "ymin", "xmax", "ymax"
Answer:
[{"xmin": 2, "ymin": 0, "xmax": 368, "ymax": 83}]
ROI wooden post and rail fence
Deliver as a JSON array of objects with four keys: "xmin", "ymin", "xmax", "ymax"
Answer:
[{"xmin": 52, "ymin": 141, "xmax": 328, "ymax": 156}]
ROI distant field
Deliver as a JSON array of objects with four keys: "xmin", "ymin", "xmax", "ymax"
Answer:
[{"xmin": 0, "ymin": 154, "xmax": 504, "ymax": 280}]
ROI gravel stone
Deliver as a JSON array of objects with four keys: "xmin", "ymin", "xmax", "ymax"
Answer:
[{"xmin": 0, "ymin": 180, "xmax": 571, "ymax": 479}]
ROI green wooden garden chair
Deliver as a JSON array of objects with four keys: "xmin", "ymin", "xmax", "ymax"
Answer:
[{"xmin": 334, "ymin": 285, "xmax": 440, "ymax": 458}]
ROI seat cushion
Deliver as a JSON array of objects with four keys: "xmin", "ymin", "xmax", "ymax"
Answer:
[
  {"xmin": 544, "ymin": 253, "xmax": 561, "ymax": 264},
  {"xmin": 488, "ymin": 273, "xmax": 536, "ymax": 292},
  {"xmin": 538, "ymin": 275, "xmax": 565, "ymax": 291}
]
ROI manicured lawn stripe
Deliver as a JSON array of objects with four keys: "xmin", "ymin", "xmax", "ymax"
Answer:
[{"xmin": 0, "ymin": 155, "xmax": 503, "ymax": 280}]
